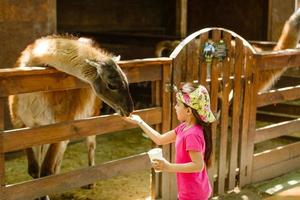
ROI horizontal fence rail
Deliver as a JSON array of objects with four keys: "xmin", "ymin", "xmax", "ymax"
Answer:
[
  {"xmin": 254, "ymin": 118, "xmax": 300, "ymax": 143},
  {"xmin": 252, "ymin": 141, "xmax": 300, "ymax": 183},
  {"xmin": 255, "ymin": 48, "xmax": 300, "ymax": 70},
  {"xmin": 0, "ymin": 58, "xmax": 172, "ymax": 97},
  {"xmin": 3, "ymin": 153, "xmax": 150, "ymax": 200},
  {"xmin": 257, "ymin": 85, "xmax": 300, "ymax": 107},
  {"xmin": 3, "ymin": 107, "xmax": 162, "ymax": 153}
]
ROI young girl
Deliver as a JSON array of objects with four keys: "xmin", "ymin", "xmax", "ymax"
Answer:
[{"xmin": 125, "ymin": 83, "xmax": 216, "ymax": 200}]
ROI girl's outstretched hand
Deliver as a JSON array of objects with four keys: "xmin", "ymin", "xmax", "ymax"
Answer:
[
  {"xmin": 152, "ymin": 158, "xmax": 170, "ymax": 172},
  {"xmin": 123, "ymin": 114, "xmax": 143, "ymax": 124}
]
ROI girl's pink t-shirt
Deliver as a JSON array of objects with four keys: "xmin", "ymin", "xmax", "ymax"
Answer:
[{"xmin": 175, "ymin": 123, "xmax": 212, "ymax": 200}]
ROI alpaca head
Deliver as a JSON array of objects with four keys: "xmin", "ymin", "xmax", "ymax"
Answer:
[{"xmin": 85, "ymin": 57, "xmax": 134, "ymax": 116}]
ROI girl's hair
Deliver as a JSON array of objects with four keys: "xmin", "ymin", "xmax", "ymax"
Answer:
[{"xmin": 180, "ymin": 83, "xmax": 213, "ymax": 167}]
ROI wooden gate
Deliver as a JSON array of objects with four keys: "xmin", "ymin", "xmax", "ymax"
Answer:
[{"xmin": 169, "ymin": 28, "xmax": 258, "ymax": 196}]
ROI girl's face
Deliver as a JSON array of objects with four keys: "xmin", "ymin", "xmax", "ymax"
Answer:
[{"xmin": 174, "ymin": 100, "xmax": 189, "ymax": 122}]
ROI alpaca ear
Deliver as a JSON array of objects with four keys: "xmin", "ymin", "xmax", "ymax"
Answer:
[
  {"xmin": 85, "ymin": 59, "xmax": 99, "ymax": 68},
  {"xmin": 112, "ymin": 55, "xmax": 121, "ymax": 62},
  {"xmin": 85, "ymin": 59, "xmax": 103, "ymax": 74}
]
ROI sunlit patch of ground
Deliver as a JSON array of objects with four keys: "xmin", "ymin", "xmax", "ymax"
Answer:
[{"xmin": 255, "ymin": 169, "xmax": 300, "ymax": 200}]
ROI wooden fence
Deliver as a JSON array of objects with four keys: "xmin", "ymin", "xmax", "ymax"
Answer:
[
  {"xmin": 252, "ymin": 49, "xmax": 300, "ymax": 183},
  {"xmin": 0, "ymin": 27, "xmax": 300, "ymax": 200},
  {"xmin": 169, "ymin": 27, "xmax": 300, "ymax": 196},
  {"xmin": 0, "ymin": 58, "xmax": 173, "ymax": 200}
]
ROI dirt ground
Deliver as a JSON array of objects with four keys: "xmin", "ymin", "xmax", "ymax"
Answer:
[{"xmin": 5, "ymin": 128, "xmax": 300, "ymax": 200}]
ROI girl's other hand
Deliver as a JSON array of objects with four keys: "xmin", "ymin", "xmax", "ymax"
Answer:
[
  {"xmin": 123, "ymin": 114, "xmax": 143, "ymax": 124},
  {"xmin": 152, "ymin": 158, "xmax": 170, "ymax": 172}
]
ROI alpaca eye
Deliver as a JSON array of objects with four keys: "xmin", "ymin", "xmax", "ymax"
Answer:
[{"xmin": 107, "ymin": 82, "xmax": 119, "ymax": 90}]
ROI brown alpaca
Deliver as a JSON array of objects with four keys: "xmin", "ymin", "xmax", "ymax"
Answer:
[
  {"xmin": 8, "ymin": 35, "xmax": 133, "ymax": 200},
  {"xmin": 257, "ymin": 8, "xmax": 300, "ymax": 92}
]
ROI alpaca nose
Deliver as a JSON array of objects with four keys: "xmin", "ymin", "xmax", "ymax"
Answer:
[
  {"xmin": 118, "ymin": 107, "xmax": 131, "ymax": 117},
  {"xmin": 124, "ymin": 102, "xmax": 134, "ymax": 116},
  {"xmin": 121, "ymin": 97, "xmax": 134, "ymax": 116}
]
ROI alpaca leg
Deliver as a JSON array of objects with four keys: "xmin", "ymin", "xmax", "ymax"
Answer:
[
  {"xmin": 87, "ymin": 135, "xmax": 96, "ymax": 167},
  {"xmin": 40, "ymin": 141, "xmax": 69, "ymax": 177},
  {"xmin": 82, "ymin": 135, "xmax": 96, "ymax": 189},
  {"xmin": 34, "ymin": 142, "xmax": 68, "ymax": 200},
  {"xmin": 25, "ymin": 148, "xmax": 40, "ymax": 179},
  {"xmin": 38, "ymin": 196, "xmax": 50, "ymax": 200}
]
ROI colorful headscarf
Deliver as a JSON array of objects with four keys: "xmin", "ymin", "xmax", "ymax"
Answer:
[{"xmin": 176, "ymin": 84, "xmax": 216, "ymax": 123}]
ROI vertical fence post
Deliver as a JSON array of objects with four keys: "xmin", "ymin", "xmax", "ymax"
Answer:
[
  {"xmin": 0, "ymin": 97, "xmax": 5, "ymax": 199},
  {"xmin": 151, "ymin": 79, "xmax": 162, "ymax": 199},
  {"xmin": 239, "ymin": 48, "xmax": 255, "ymax": 187},
  {"xmin": 161, "ymin": 62, "xmax": 176, "ymax": 200},
  {"xmin": 245, "ymin": 54, "xmax": 258, "ymax": 185}
]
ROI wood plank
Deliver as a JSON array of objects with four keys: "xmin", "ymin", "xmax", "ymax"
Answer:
[
  {"xmin": 0, "ymin": 58, "xmax": 171, "ymax": 77},
  {"xmin": 257, "ymin": 85, "xmax": 300, "ymax": 107},
  {"xmin": 162, "ymin": 64, "xmax": 172, "ymax": 133},
  {"xmin": 253, "ymin": 141, "xmax": 300, "ymax": 170},
  {"xmin": 0, "ymin": 64, "xmax": 163, "ymax": 97},
  {"xmin": 151, "ymin": 81, "xmax": 161, "ymax": 199},
  {"xmin": 181, "ymin": 46, "xmax": 188, "ymax": 81},
  {"xmin": 199, "ymin": 32, "xmax": 209, "ymax": 87},
  {"xmin": 217, "ymin": 31, "xmax": 231, "ymax": 194},
  {"xmin": 118, "ymin": 58, "xmax": 172, "ymax": 67},
  {"xmin": 175, "ymin": 0, "xmax": 187, "ymax": 38},
  {"xmin": 186, "ymin": 38, "xmax": 200, "ymax": 82},
  {"xmin": 3, "ymin": 108, "xmax": 162, "ymax": 153},
  {"xmin": 245, "ymin": 48, "xmax": 258, "ymax": 185},
  {"xmin": 161, "ymin": 63, "xmax": 177, "ymax": 200},
  {"xmin": 254, "ymin": 118, "xmax": 300, "ymax": 143},
  {"xmin": 3, "ymin": 153, "xmax": 150, "ymax": 200},
  {"xmin": 267, "ymin": 0, "xmax": 295, "ymax": 41},
  {"xmin": 255, "ymin": 49, "xmax": 300, "ymax": 70},
  {"xmin": 0, "ymin": 72, "xmax": 88, "ymax": 97},
  {"xmin": 239, "ymin": 47, "xmax": 253, "ymax": 187},
  {"xmin": 209, "ymin": 29, "xmax": 221, "ymax": 194},
  {"xmin": 170, "ymin": 46, "xmax": 186, "ymax": 130},
  {"xmin": 249, "ymin": 40, "xmax": 277, "ymax": 51},
  {"xmin": 252, "ymin": 155, "xmax": 300, "ymax": 183},
  {"xmin": 228, "ymin": 37, "xmax": 243, "ymax": 189},
  {"xmin": 123, "ymin": 64, "xmax": 163, "ymax": 83},
  {"xmin": 0, "ymin": 98, "xmax": 5, "ymax": 188},
  {"xmin": 165, "ymin": 65, "xmax": 177, "ymax": 199}
]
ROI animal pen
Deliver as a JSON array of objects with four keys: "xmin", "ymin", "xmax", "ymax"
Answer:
[{"xmin": 0, "ymin": 28, "xmax": 300, "ymax": 200}]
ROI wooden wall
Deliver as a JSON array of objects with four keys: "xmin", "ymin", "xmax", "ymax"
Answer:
[
  {"xmin": 0, "ymin": 0, "xmax": 56, "ymax": 129},
  {"xmin": 57, "ymin": 0, "xmax": 177, "ymax": 59},
  {"xmin": 0, "ymin": 0, "xmax": 56, "ymax": 69},
  {"xmin": 268, "ymin": 0, "xmax": 296, "ymax": 41},
  {"xmin": 187, "ymin": 0, "xmax": 269, "ymax": 41},
  {"xmin": 57, "ymin": 0, "xmax": 295, "ymax": 59},
  {"xmin": 0, "ymin": 0, "xmax": 296, "ymax": 65},
  {"xmin": 57, "ymin": 0, "xmax": 175, "ymax": 35}
]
